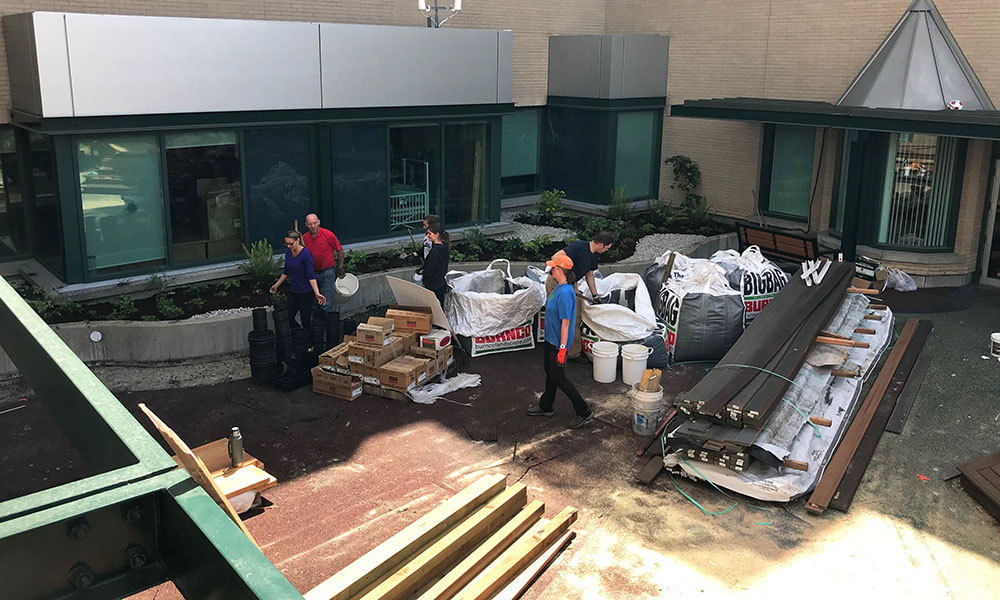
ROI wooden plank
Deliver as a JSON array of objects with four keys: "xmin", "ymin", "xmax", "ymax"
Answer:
[
  {"xmin": 960, "ymin": 475, "xmax": 1000, "ymax": 523},
  {"xmin": 848, "ymin": 287, "xmax": 881, "ymax": 295},
  {"xmin": 490, "ymin": 531, "xmax": 574, "ymax": 600},
  {"xmin": 138, "ymin": 403, "xmax": 259, "ymax": 547},
  {"xmin": 452, "ymin": 507, "xmax": 578, "ymax": 600},
  {"xmin": 782, "ymin": 460, "xmax": 809, "ymax": 472},
  {"xmin": 636, "ymin": 455, "xmax": 665, "ymax": 485},
  {"xmin": 829, "ymin": 320, "xmax": 931, "ymax": 512},
  {"xmin": 805, "ymin": 319, "xmax": 920, "ymax": 514},
  {"xmin": 831, "ymin": 369, "xmax": 860, "ymax": 378},
  {"xmin": 978, "ymin": 466, "xmax": 1000, "ymax": 491},
  {"xmin": 177, "ymin": 437, "xmax": 265, "ymax": 476},
  {"xmin": 357, "ymin": 484, "xmax": 529, "ymax": 600},
  {"xmin": 885, "ymin": 350, "xmax": 930, "ymax": 434},
  {"xmin": 304, "ymin": 474, "xmax": 508, "ymax": 600},
  {"xmin": 864, "ymin": 314, "xmax": 883, "ymax": 321},
  {"xmin": 809, "ymin": 417, "xmax": 832, "ymax": 427},
  {"xmin": 854, "ymin": 327, "xmax": 876, "ymax": 335},
  {"xmin": 415, "ymin": 501, "xmax": 545, "ymax": 600},
  {"xmin": 819, "ymin": 330, "xmax": 850, "ymax": 340},
  {"xmin": 215, "ymin": 464, "xmax": 277, "ymax": 498},
  {"xmin": 816, "ymin": 336, "xmax": 870, "ymax": 348}
]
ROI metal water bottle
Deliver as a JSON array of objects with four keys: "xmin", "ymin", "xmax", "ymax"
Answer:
[{"xmin": 228, "ymin": 427, "xmax": 243, "ymax": 468}]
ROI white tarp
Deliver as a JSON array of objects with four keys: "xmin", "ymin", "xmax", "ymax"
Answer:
[
  {"xmin": 444, "ymin": 259, "xmax": 545, "ymax": 337},
  {"xmin": 666, "ymin": 299, "xmax": 894, "ymax": 502},
  {"xmin": 577, "ymin": 272, "xmax": 657, "ymax": 342}
]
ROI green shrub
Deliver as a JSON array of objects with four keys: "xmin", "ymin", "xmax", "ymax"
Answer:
[
  {"xmin": 109, "ymin": 295, "xmax": 138, "ymax": 320},
  {"xmin": 240, "ymin": 240, "xmax": 281, "ymax": 293},
  {"xmin": 535, "ymin": 189, "xmax": 566, "ymax": 219},
  {"xmin": 345, "ymin": 250, "xmax": 367, "ymax": 273},
  {"xmin": 185, "ymin": 297, "xmax": 205, "ymax": 310},
  {"xmin": 156, "ymin": 293, "xmax": 184, "ymax": 319},
  {"xmin": 147, "ymin": 273, "xmax": 168, "ymax": 294},
  {"xmin": 607, "ymin": 186, "xmax": 631, "ymax": 221},
  {"xmin": 213, "ymin": 278, "xmax": 240, "ymax": 298},
  {"xmin": 141, "ymin": 315, "xmax": 157, "ymax": 322},
  {"xmin": 524, "ymin": 234, "xmax": 554, "ymax": 258}
]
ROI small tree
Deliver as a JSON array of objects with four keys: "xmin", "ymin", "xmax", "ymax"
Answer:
[
  {"xmin": 240, "ymin": 240, "xmax": 281, "ymax": 295},
  {"xmin": 534, "ymin": 189, "xmax": 566, "ymax": 220},
  {"xmin": 664, "ymin": 155, "xmax": 712, "ymax": 222}
]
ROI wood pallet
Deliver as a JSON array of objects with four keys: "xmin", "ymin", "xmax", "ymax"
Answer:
[
  {"xmin": 957, "ymin": 452, "xmax": 1000, "ymax": 523},
  {"xmin": 304, "ymin": 474, "xmax": 577, "ymax": 600}
]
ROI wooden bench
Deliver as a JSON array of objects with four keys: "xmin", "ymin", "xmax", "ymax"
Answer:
[{"xmin": 735, "ymin": 220, "xmax": 834, "ymax": 266}]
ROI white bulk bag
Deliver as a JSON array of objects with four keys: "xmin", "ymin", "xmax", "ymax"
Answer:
[
  {"xmin": 444, "ymin": 259, "xmax": 546, "ymax": 337},
  {"xmin": 577, "ymin": 273, "xmax": 656, "ymax": 342},
  {"xmin": 710, "ymin": 245, "xmax": 789, "ymax": 328}
]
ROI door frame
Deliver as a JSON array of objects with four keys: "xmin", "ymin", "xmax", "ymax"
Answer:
[{"xmin": 980, "ymin": 157, "xmax": 1000, "ymax": 286}]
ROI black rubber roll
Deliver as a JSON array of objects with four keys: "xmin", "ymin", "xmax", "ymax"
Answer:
[
  {"xmin": 248, "ymin": 330, "xmax": 276, "ymax": 383},
  {"xmin": 251, "ymin": 307, "xmax": 269, "ymax": 332},
  {"xmin": 309, "ymin": 304, "xmax": 326, "ymax": 351},
  {"xmin": 324, "ymin": 311, "xmax": 342, "ymax": 350}
]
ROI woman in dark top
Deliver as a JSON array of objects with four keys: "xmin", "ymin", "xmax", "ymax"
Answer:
[
  {"xmin": 422, "ymin": 223, "xmax": 450, "ymax": 306},
  {"xmin": 270, "ymin": 230, "xmax": 326, "ymax": 328}
]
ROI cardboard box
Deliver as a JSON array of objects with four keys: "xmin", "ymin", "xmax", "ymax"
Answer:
[
  {"xmin": 380, "ymin": 356, "xmax": 431, "ymax": 391},
  {"xmin": 439, "ymin": 345, "xmax": 455, "ymax": 371},
  {"xmin": 318, "ymin": 343, "xmax": 352, "ymax": 374},
  {"xmin": 385, "ymin": 308, "xmax": 432, "ymax": 334},
  {"xmin": 407, "ymin": 347, "xmax": 441, "ymax": 379},
  {"xmin": 367, "ymin": 316, "xmax": 395, "ymax": 333},
  {"xmin": 420, "ymin": 330, "xmax": 452, "ymax": 351},
  {"xmin": 348, "ymin": 336, "xmax": 405, "ymax": 367},
  {"xmin": 349, "ymin": 364, "xmax": 381, "ymax": 385},
  {"xmin": 311, "ymin": 367, "xmax": 363, "ymax": 400},
  {"xmin": 398, "ymin": 330, "xmax": 420, "ymax": 352},
  {"xmin": 356, "ymin": 323, "xmax": 393, "ymax": 346}
]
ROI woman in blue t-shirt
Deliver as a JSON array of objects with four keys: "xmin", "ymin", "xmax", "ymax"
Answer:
[
  {"xmin": 526, "ymin": 254, "xmax": 594, "ymax": 429},
  {"xmin": 269, "ymin": 230, "xmax": 326, "ymax": 329}
]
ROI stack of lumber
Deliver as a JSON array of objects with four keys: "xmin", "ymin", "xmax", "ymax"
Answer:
[
  {"xmin": 304, "ymin": 474, "xmax": 576, "ymax": 600},
  {"xmin": 668, "ymin": 262, "xmax": 858, "ymax": 472}
]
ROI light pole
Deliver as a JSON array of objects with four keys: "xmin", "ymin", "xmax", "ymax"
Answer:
[{"xmin": 418, "ymin": 0, "xmax": 462, "ymax": 28}]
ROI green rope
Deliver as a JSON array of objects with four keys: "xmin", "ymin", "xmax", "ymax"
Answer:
[
  {"xmin": 715, "ymin": 363, "xmax": 806, "ymax": 392},
  {"xmin": 781, "ymin": 397, "xmax": 822, "ymax": 438}
]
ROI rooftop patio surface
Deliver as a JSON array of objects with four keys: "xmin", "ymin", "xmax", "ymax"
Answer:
[{"xmin": 9, "ymin": 287, "xmax": 997, "ymax": 599}]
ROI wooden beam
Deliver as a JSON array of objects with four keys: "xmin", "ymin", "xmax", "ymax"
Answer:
[
  {"xmin": 854, "ymin": 327, "xmax": 876, "ymax": 335},
  {"xmin": 819, "ymin": 330, "xmax": 850, "ymax": 340},
  {"xmin": 816, "ymin": 336, "xmax": 870, "ymax": 348},
  {"xmin": 304, "ymin": 474, "xmax": 508, "ymax": 600},
  {"xmin": 864, "ymin": 314, "xmax": 883, "ymax": 321},
  {"xmin": 782, "ymin": 459, "xmax": 809, "ymax": 472},
  {"xmin": 490, "ymin": 531, "xmax": 574, "ymax": 600},
  {"xmin": 636, "ymin": 454, "xmax": 666, "ymax": 485},
  {"xmin": 886, "ymin": 351, "xmax": 931, "ymax": 434},
  {"xmin": 805, "ymin": 319, "xmax": 919, "ymax": 514},
  {"xmin": 356, "ymin": 484, "xmax": 529, "ymax": 600},
  {"xmin": 138, "ymin": 403, "xmax": 259, "ymax": 548},
  {"xmin": 847, "ymin": 287, "xmax": 880, "ymax": 295},
  {"xmin": 868, "ymin": 304, "xmax": 887, "ymax": 310},
  {"xmin": 809, "ymin": 416, "xmax": 832, "ymax": 427},
  {"xmin": 452, "ymin": 507, "xmax": 578, "ymax": 600},
  {"xmin": 831, "ymin": 369, "xmax": 859, "ymax": 378},
  {"xmin": 415, "ymin": 501, "xmax": 545, "ymax": 600}
]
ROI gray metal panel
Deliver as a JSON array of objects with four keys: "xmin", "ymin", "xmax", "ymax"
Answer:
[
  {"xmin": 497, "ymin": 30, "xmax": 513, "ymax": 104},
  {"xmin": 320, "ymin": 24, "xmax": 500, "ymax": 108},
  {"xmin": 63, "ymin": 13, "xmax": 322, "ymax": 116},
  {"xmin": 2, "ymin": 13, "xmax": 42, "ymax": 116},
  {"xmin": 547, "ymin": 35, "xmax": 603, "ymax": 98},
  {"xmin": 30, "ymin": 12, "xmax": 74, "ymax": 117},
  {"xmin": 602, "ymin": 35, "xmax": 625, "ymax": 99},
  {"xmin": 620, "ymin": 34, "xmax": 669, "ymax": 99}
]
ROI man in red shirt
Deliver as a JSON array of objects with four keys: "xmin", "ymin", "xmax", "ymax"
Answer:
[{"xmin": 303, "ymin": 213, "xmax": 345, "ymax": 314}]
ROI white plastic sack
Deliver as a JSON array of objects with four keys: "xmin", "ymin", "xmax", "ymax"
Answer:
[
  {"xmin": 577, "ymin": 273, "xmax": 656, "ymax": 342},
  {"xmin": 710, "ymin": 245, "xmax": 789, "ymax": 328},
  {"xmin": 444, "ymin": 259, "xmax": 546, "ymax": 337},
  {"xmin": 883, "ymin": 267, "xmax": 917, "ymax": 292},
  {"xmin": 660, "ymin": 261, "xmax": 744, "ymax": 361},
  {"xmin": 408, "ymin": 372, "xmax": 482, "ymax": 405}
]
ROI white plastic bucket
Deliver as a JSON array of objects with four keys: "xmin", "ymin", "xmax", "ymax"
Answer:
[
  {"xmin": 630, "ymin": 383, "xmax": 664, "ymax": 435},
  {"xmin": 992, "ymin": 332, "xmax": 1000, "ymax": 358},
  {"xmin": 621, "ymin": 344, "xmax": 653, "ymax": 386},
  {"xmin": 591, "ymin": 341, "xmax": 619, "ymax": 384},
  {"xmin": 333, "ymin": 273, "xmax": 359, "ymax": 304}
]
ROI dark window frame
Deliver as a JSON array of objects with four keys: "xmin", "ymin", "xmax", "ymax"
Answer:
[{"xmin": 758, "ymin": 123, "xmax": 813, "ymax": 223}]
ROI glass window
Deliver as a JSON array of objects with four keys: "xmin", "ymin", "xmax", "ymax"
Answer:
[
  {"xmin": 501, "ymin": 109, "xmax": 540, "ymax": 196},
  {"xmin": 245, "ymin": 128, "xmax": 313, "ymax": 251},
  {"xmin": 78, "ymin": 134, "xmax": 165, "ymax": 273},
  {"xmin": 165, "ymin": 131, "xmax": 243, "ymax": 263},
  {"xmin": 614, "ymin": 111, "xmax": 658, "ymax": 200},
  {"xmin": 444, "ymin": 122, "xmax": 490, "ymax": 225},
  {"xmin": 27, "ymin": 133, "xmax": 63, "ymax": 275},
  {"xmin": 331, "ymin": 123, "xmax": 388, "ymax": 242},
  {"xmin": 876, "ymin": 133, "xmax": 960, "ymax": 248},
  {"xmin": 543, "ymin": 107, "xmax": 604, "ymax": 203},
  {"xmin": 831, "ymin": 130, "xmax": 856, "ymax": 234},
  {"xmin": 762, "ymin": 125, "xmax": 814, "ymax": 219},
  {"xmin": 0, "ymin": 129, "xmax": 26, "ymax": 258},
  {"xmin": 388, "ymin": 125, "xmax": 440, "ymax": 232}
]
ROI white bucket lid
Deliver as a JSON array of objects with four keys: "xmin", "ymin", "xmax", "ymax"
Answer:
[
  {"xmin": 592, "ymin": 341, "xmax": 619, "ymax": 356},
  {"xmin": 621, "ymin": 344, "xmax": 651, "ymax": 358}
]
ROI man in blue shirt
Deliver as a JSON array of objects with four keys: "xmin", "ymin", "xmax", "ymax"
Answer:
[
  {"xmin": 528, "ymin": 254, "xmax": 594, "ymax": 429},
  {"xmin": 547, "ymin": 230, "xmax": 615, "ymax": 359}
]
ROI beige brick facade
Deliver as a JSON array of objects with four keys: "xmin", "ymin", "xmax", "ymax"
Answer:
[{"xmin": 0, "ymin": 0, "xmax": 996, "ymax": 281}]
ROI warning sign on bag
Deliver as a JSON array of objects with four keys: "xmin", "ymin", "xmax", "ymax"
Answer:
[{"xmin": 471, "ymin": 322, "xmax": 536, "ymax": 357}]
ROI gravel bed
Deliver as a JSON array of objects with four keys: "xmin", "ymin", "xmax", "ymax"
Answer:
[
  {"xmin": 189, "ymin": 306, "xmax": 256, "ymax": 320},
  {"xmin": 497, "ymin": 220, "xmax": 577, "ymax": 244},
  {"xmin": 619, "ymin": 233, "xmax": 708, "ymax": 264}
]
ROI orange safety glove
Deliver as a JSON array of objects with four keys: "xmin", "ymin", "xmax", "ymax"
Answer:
[{"xmin": 557, "ymin": 347, "xmax": 567, "ymax": 366}]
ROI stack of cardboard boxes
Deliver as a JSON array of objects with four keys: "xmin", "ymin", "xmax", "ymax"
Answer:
[{"xmin": 312, "ymin": 306, "xmax": 454, "ymax": 400}]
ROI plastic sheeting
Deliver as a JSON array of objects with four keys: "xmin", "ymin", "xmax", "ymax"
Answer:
[
  {"xmin": 666, "ymin": 298, "xmax": 894, "ymax": 502},
  {"xmin": 408, "ymin": 372, "xmax": 482, "ymax": 405}
]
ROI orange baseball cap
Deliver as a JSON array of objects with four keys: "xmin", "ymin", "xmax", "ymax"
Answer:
[{"xmin": 546, "ymin": 254, "xmax": 574, "ymax": 270}]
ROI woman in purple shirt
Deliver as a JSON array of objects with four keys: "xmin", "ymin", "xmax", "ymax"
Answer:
[{"xmin": 270, "ymin": 230, "xmax": 326, "ymax": 329}]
